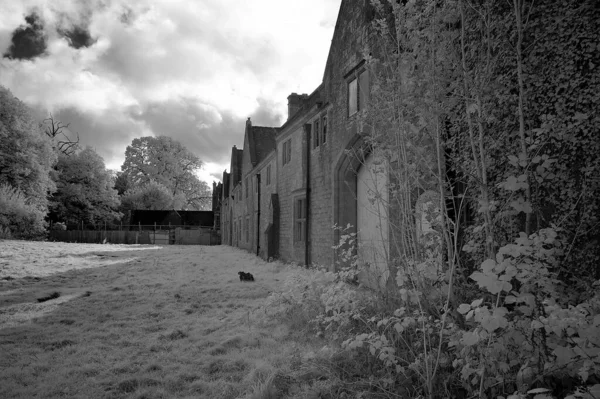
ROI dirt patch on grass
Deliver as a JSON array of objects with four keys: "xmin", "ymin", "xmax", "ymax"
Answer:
[{"xmin": 0, "ymin": 293, "xmax": 80, "ymax": 329}]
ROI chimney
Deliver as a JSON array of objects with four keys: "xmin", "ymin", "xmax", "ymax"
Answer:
[
  {"xmin": 246, "ymin": 117, "xmax": 252, "ymax": 128},
  {"xmin": 287, "ymin": 93, "xmax": 307, "ymax": 121}
]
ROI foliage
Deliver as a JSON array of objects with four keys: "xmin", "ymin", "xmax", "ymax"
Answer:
[
  {"xmin": 120, "ymin": 180, "xmax": 176, "ymax": 211},
  {"xmin": 49, "ymin": 147, "xmax": 121, "ymax": 229},
  {"xmin": 263, "ymin": 0, "xmax": 600, "ymax": 398},
  {"xmin": 0, "ymin": 183, "xmax": 47, "ymax": 239},
  {"xmin": 0, "ymin": 85, "xmax": 57, "ymax": 213},
  {"xmin": 120, "ymin": 136, "xmax": 210, "ymax": 210}
]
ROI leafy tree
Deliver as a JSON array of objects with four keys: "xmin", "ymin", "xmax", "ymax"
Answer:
[
  {"xmin": 0, "ymin": 85, "xmax": 56, "ymax": 214},
  {"xmin": 120, "ymin": 136, "xmax": 210, "ymax": 210},
  {"xmin": 120, "ymin": 180, "xmax": 175, "ymax": 211},
  {"xmin": 113, "ymin": 170, "xmax": 130, "ymax": 195},
  {"xmin": 49, "ymin": 147, "xmax": 121, "ymax": 229}
]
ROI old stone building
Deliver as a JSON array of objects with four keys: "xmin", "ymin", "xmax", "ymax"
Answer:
[{"xmin": 218, "ymin": 1, "xmax": 393, "ymax": 285}]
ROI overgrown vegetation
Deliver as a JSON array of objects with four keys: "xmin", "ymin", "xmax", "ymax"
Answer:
[{"xmin": 265, "ymin": 0, "xmax": 600, "ymax": 398}]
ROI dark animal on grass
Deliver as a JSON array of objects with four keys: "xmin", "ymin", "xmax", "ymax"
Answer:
[{"xmin": 238, "ymin": 271, "xmax": 255, "ymax": 282}]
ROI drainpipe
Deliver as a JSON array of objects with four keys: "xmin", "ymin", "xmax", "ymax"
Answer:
[
  {"xmin": 256, "ymin": 173, "xmax": 261, "ymax": 256},
  {"xmin": 304, "ymin": 123, "xmax": 311, "ymax": 267}
]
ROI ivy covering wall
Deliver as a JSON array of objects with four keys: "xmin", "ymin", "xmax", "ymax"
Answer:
[{"xmin": 340, "ymin": 0, "xmax": 600, "ymax": 396}]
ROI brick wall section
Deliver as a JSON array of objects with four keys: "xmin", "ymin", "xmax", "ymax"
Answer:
[
  {"xmin": 276, "ymin": 118, "xmax": 309, "ymax": 264},
  {"xmin": 308, "ymin": 1, "xmax": 374, "ymax": 270},
  {"xmin": 240, "ymin": 133, "xmax": 254, "ymax": 252},
  {"xmin": 256, "ymin": 153, "xmax": 276, "ymax": 259},
  {"xmin": 308, "ymin": 107, "xmax": 334, "ymax": 268}
]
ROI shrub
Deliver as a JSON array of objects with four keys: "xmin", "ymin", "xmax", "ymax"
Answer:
[{"xmin": 0, "ymin": 183, "xmax": 47, "ymax": 239}]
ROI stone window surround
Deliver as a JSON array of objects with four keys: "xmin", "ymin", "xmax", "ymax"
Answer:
[
  {"xmin": 282, "ymin": 138, "xmax": 292, "ymax": 166},
  {"xmin": 311, "ymin": 111, "xmax": 329, "ymax": 150},
  {"xmin": 345, "ymin": 61, "xmax": 368, "ymax": 119},
  {"xmin": 293, "ymin": 193, "xmax": 307, "ymax": 243}
]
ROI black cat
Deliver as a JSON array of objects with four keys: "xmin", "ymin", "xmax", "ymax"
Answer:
[{"xmin": 238, "ymin": 271, "xmax": 255, "ymax": 281}]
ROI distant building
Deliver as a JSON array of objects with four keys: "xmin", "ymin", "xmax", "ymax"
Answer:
[
  {"xmin": 214, "ymin": 1, "xmax": 403, "ymax": 288},
  {"xmin": 129, "ymin": 210, "xmax": 214, "ymax": 229}
]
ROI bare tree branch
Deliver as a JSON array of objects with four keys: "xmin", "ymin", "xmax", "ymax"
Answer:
[{"xmin": 43, "ymin": 114, "xmax": 79, "ymax": 156}]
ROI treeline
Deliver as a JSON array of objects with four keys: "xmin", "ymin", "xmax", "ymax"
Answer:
[{"xmin": 0, "ymin": 86, "xmax": 210, "ymax": 239}]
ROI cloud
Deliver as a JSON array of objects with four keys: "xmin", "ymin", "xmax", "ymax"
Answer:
[
  {"xmin": 3, "ymin": 11, "xmax": 47, "ymax": 60},
  {"xmin": 58, "ymin": 25, "xmax": 96, "ymax": 49},
  {"xmin": 0, "ymin": 0, "xmax": 342, "ymax": 184}
]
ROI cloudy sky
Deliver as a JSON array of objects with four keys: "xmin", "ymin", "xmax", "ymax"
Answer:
[{"xmin": 0, "ymin": 0, "xmax": 341, "ymax": 184}]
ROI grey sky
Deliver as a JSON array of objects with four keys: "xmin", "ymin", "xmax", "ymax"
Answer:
[{"xmin": 0, "ymin": 0, "xmax": 341, "ymax": 183}]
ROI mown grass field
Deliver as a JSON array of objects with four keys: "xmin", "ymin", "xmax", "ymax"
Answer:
[{"xmin": 0, "ymin": 242, "xmax": 338, "ymax": 399}]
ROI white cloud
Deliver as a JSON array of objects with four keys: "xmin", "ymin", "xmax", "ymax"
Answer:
[{"xmin": 0, "ymin": 0, "xmax": 342, "ymax": 185}]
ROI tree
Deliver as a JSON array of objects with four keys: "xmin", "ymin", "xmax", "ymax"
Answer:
[
  {"xmin": 120, "ymin": 136, "xmax": 211, "ymax": 210},
  {"xmin": 49, "ymin": 147, "xmax": 121, "ymax": 229},
  {"xmin": 0, "ymin": 85, "xmax": 56, "ymax": 213},
  {"xmin": 120, "ymin": 180, "xmax": 175, "ymax": 211},
  {"xmin": 113, "ymin": 171, "xmax": 130, "ymax": 195}
]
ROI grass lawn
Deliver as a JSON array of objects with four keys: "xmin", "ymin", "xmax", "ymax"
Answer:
[{"xmin": 0, "ymin": 242, "xmax": 338, "ymax": 399}]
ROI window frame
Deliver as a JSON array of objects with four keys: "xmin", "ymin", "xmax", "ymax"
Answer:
[
  {"xmin": 347, "ymin": 66, "xmax": 369, "ymax": 118},
  {"xmin": 282, "ymin": 139, "xmax": 292, "ymax": 166},
  {"xmin": 293, "ymin": 197, "xmax": 306, "ymax": 242},
  {"xmin": 348, "ymin": 77, "xmax": 358, "ymax": 117},
  {"xmin": 313, "ymin": 119, "xmax": 320, "ymax": 148},
  {"xmin": 321, "ymin": 113, "xmax": 328, "ymax": 144},
  {"xmin": 266, "ymin": 164, "xmax": 272, "ymax": 186},
  {"xmin": 245, "ymin": 216, "xmax": 249, "ymax": 243}
]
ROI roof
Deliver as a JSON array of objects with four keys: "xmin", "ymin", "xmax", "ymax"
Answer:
[{"xmin": 248, "ymin": 126, "xmax": 278, "ymax": 166}]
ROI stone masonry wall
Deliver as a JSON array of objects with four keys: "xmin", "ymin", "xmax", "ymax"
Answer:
[{"xmin": 276, "ymin": 118, "xmax": 308, "ymax": 264}]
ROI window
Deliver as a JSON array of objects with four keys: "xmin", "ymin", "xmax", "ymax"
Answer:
[
  {"xmin": 266, "ymin": 164, "xmax": 272, "ymax": 186},
  {"xmin": 233, "ymin": 222, "xmax": 237, "ymax": 243},
  {"xmin": 348, "ymin": 69, "xmax": 369, "ymax": 117},
  {"xmin": 313, "ymin": 119, "xmax": 320, "ymax": 148},
  {"xmin": 359, "ymin": 69, "xmax": 369, "ymax": 111},
  {"xmin": 294, "ymin": 197, "xmax": 306, "ymax": 242},
  {"xmin": 348, "ymin": 78, "xmax": 358, "ymax": 116},
  {"xmin": 322, "ymin": 114, "xmax": 327, "ymax": 143},
  {"xmin": 245, "ymin": 177, "xmax": 248, "ymax": 198},
  {"xmin": 238, "ymin": 219, "xmax": 241, "ymax": 241},
  {"xmin": 245, "ymin": 217, "xmax": 249, "ymax": 243},
  {"xmin": 282, "ymin": 139, "xmax": 292, "ymax": 165}
]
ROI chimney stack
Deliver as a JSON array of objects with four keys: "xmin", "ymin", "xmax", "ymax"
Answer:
[{"xmin": 287, "ymin": 93, "xmax": 307, "ymax": 121}]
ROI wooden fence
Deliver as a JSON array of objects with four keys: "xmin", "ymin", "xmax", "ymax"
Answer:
[{"xmin": 49, "ymin": 228, "xmax": 221, "ymax": 245}]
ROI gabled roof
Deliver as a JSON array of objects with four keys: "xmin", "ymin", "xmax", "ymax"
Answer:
[{"xmin": 248, "ymin": 125, "xmax": 278, "ymax": 166}]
